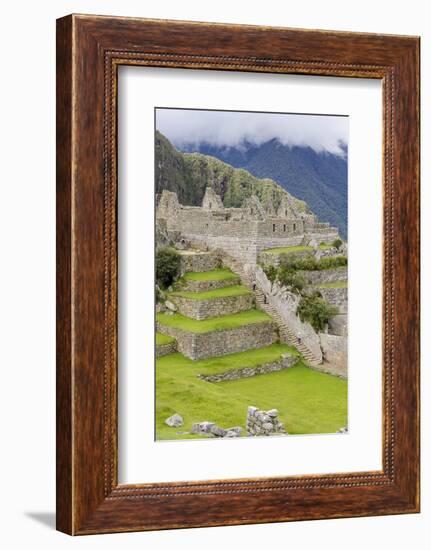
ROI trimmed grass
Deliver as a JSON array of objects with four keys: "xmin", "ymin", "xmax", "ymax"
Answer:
[
  {"xmin": 156, "ymin": 351, "xmax": 347, "ymax": 440},
  {"xmin": 156, "ymin": 332, "xmax": 175, "ymax": 346},
  {"xmin": 159, "ymin": 344, "xmax": 299, "ymax": 377},
  {"xmin": 263, "ymin": 245, "xmax": 312, "ymax": 254},
  {"xmin": 263, "ymin": 243, "xmax": 332, "ymax": 255},
  {"xmin": 157, "ymin": 309, "xmax": 271, "ymax": 334},
  {"xmin": 317, "ymin": 280, "xmax": 348, "ymax": 289},
  {"xmin": 182, "ymin": 268, "xmax": 239, "ymax": 282},
  {"xmin": 169, "ymin": 285, "xmax": 252, "ymax": 301}
]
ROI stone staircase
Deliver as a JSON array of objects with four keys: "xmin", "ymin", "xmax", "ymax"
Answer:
[{"xmin": 221, "ymin": 253, "xmax": 322, "ymax": 367}]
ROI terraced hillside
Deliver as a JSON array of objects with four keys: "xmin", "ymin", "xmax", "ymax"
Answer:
[{"xmin": 156, "ymin": 256, "xmax": 347, "ymax": 440}]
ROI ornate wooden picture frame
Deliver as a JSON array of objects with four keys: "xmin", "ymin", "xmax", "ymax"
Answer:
[{"xmin": 56, "ymin": 14, "xmax": 420, "ymax": 535}]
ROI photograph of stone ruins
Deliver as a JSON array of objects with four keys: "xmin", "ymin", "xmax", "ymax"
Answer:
[{"xmin": 155, "ymin": 108, "xmax": 348, "ymax": 441}]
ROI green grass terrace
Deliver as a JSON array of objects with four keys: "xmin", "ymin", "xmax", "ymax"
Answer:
[
  {"xmin": 156, "ymin": 332, "xmax": 176, "ymax": 346},
  {"xmin": 182, "ymin": 268, "xmax": 239, "ymax": 282},
  {"xmin": 156, "ymin": 309, "xmax": 272, "ymax": 333},
  {"xmin": 262, "ymin": 243, "xmax": 333, "ymax": 255},
  {"xmin": 169, "ymin": 285, "xmax": 252, "ymax": 301},
  {"xmin": 317, "ymin": 281, "xmax": 348, "ymax": 289}
]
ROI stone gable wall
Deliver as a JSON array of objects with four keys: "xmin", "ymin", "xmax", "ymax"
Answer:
[
  {"xmin": 170, "ymin": 293, "xmax": 254, "ymax": 320},
  {"xmin": 156, "ymin": 321, "xmax": 278, "ymax": 360}
]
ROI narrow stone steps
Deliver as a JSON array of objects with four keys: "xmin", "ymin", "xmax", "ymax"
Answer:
[{"xmin": 221, "ymin": 253, "xmax": 322, "ymax": 367}]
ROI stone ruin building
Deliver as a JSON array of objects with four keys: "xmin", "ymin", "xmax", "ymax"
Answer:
[{"xmin": 156, "ymin": 187, "xmax": 340, "ymax": 265}]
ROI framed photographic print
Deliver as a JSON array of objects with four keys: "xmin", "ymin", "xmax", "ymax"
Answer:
[{"xmin": 56, "ymin": 15, "xmax": 420, "ymax": 534}]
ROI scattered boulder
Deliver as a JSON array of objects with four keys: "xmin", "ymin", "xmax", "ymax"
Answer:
[
  {"xmin": 210, "ymin": 425, "xmax": 227, "ymax": 437},
  {"xmin": 226, "ymin": 426, "xmax": 243, "ymax": 436},
  {"xmin": 191, "ymin": 421, "xmax": 215, "ymax": 434},
  {"xmin": 192, "ymin": 421, "xmax": 241, "ymax": 438},
  {"xmin": 165, "ymin": 413, "xmax": 184, "ymax": 428},
  {"xmin": 225, "ymin": 430, "xmax": 240, "ymax": 438}
]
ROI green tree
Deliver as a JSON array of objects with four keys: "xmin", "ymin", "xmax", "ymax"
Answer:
[
  {"xmin": 277, "ymin": 266, "xmax": 305, "ymax": 293},
  {"xmin": 332, "ymin": 238, "xmax": 343, "ymax": 250},
  {"xmin": 318, "ymin": 256, "xmax": 347, "ymax": 270},
  {"xmin": 263, "ymin": 265, "xmax": 278, "ymax": 285},
  {"xmin": 297, "ymin": 292, "xmax": 338, "ymax": 332},
  {"xmin": 156, "ymin": 247, "xmax": 181, "ymax": 289}
]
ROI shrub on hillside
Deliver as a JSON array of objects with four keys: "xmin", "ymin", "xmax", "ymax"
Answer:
[
  {"xmin": 332, "ymin": 238, "xmax": 343, "ymax": 250},
  {"xmin": 318, "ymin": 256, "xmax": 347, "ymax": 270},
  {"xmin": 283, "ymin": 253, "xmax": 318, "ymax": 271},
  {"xmin": 263, "ymin": 265, "xmax": 278, "ymax": 285},
  {"xmin": 282, "ymin": 254, "xmax": 347, "ymax": 272},
  {"xmin": 277, "ymin": 266, "xmax": 305, "ymax": 293},
  {"xmin": 156, "ymin": 247, "xmax": 181, "ymax": 289},
  {"xmin": 297, "ymin": 292, "xmax": 338, "ymax": 332}
]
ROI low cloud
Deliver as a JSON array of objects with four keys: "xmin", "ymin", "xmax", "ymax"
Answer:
[{"xmin": 156, "ymin": 108, "xmax": 348, "ymax": 156}]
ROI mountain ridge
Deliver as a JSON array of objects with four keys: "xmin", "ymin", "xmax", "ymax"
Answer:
[
  {"xmin": 155, "ymin": 130, "xmax": 311, "ymax": 215},
  {"xmin": 179, "ymin": 138, "xmax": 348, "ymax": 239}
]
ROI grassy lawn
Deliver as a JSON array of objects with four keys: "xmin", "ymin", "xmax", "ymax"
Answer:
[
  {"xmin": 156, "ymin": 352, "xmax": 347, "ymax": 440},
  {"xmin": 317, "ymin": 280, "xmax": 348, "ymax": 289},
  {"xmin": 182, "ymin": 268, "xmax": 239, "ymax": 282},
  {"xmin": 169, "ymin": 285, "xmax": 252, "ymax": 301},
  {"xmin": 157, "ymin": 309, "xmax": 271, "ymax": 333},
  {"xmin": 156, "ymin": 332, "xmax": 175, "ymax": 346}
]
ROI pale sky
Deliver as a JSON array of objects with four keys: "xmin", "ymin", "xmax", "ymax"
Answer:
[{"xmin": 156, "ymin": 108, "xmax": 348, "ymax": 156}]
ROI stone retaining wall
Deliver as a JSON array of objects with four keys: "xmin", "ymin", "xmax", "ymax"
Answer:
[
  {"xmin": 156, "ymin": 321, "xmax": 278, "ymax": 360},
  {"xmin": 258, "ymin": 248, "xmax": 314, "ymax": 267},
  {"xmin": 181, "ymin": 276, "xmax": 240, "ymax": 293},
  {"xmin": 319, "ymin": 286, "xmax": 348, "ymax": 307},
  {"xmin": 156, "ymin": 340, "xmax": 177, "ymax": 357},
  {"xmin": 319, "ymin": 333, "xmax": 347, "ymax": 377},
  {"xmin": 170, "ymin": 293, "xmax": 254, "ymax": 320},
  {"xmin": 259, "ymin": 247, "xmax": 343, "ymax": 267},
  {"xmin": 180, "ymin": 233, "xmax": 304, "ymax": 265},
  {"xmin": 301, "ymin": 266, "xmax": 347, "ymax": 285},
  {"xmin": 198, "ymin": 354, "xmax": 297, "ymax": 382},
  {"xmin": 179, "ymin": 251, "xmax": 219, "ymax": 273},
  {"xmin": 328, "ymin": 314, "xmax": 348, "ymax": 337}
]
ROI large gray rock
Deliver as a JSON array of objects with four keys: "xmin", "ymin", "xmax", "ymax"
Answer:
[
  {"xmin": 191, "ymin": 421, "xmax": 215, "ymax": 434},
  {"xmin": 165, "ymin": 414, "xmax": 183, "ymax": 428},
  {"xmin": 226, "ymin": 426, "xmax": 243, "ymax": 435},
  {"xmin": 225, "ymin": 430, "xmax": 240, "ymax": 438},
  {"xmin": 210, "ymin": 425, "xmax": 227, "ymax": 437},
  {"xmin": 165, "ymin": 300, "xmax": 177, "ymax": 312}
]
